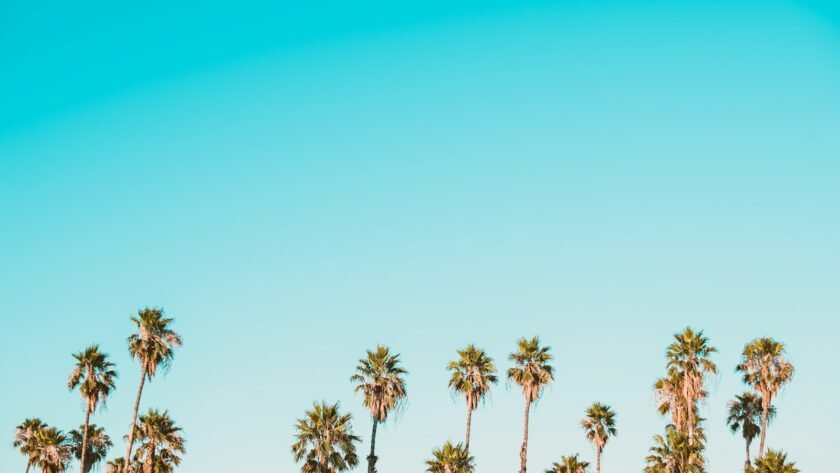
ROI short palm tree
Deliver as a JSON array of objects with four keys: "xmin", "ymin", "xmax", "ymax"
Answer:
[
  {"xmin": 70, "ymin": 424, "xmax": 113, "ymax": 473},
  {"xmin": 105, "ymin": 458, "xmax": 132, "ymax": 473},
  {"xmin": 122, "ymin": 308, "xmax": 182, "ymax": 472},
  {"xmin": 728, "ymin": 392, "xmax": 775, "ymax": 470},
  {"xmin": 350, "ymin": 345, "xmax": 407, "ymax": 473},
  {"xmin": 508, "ymin": 336, "xmax": 554, "ymax": 473},
  {"xmin": 292, "ymin": 402, "xmax": 360, "ymax": 473},
  {"xmin": 448, "ymin": 344, "xmax": 498, "ymax": 450},
  {"xmin": 425, "ymin": 441, "xmax": 474, "ymax": 473},
  {"xmin": 14, "ymin": 418, "xmax": 47, "ymax": 473},
  {"xmin": 581, "ymin": 403, "xmax": 616, "ymax": 473},
  {"xmin": 665, "ymin": 327, "xmax": 717, "ymax": 440},
  {"xmin": 32, "ymin": 427, "xmax": 73, "ymax": 473},
  {"xmin": 644, "ymin": 426, "xmax": 704, "ymax": 473},
  {"xmin": 736, "ymin": 338, "xmax": 793, "ymax": 459},
  {"xmin": 748, "ymin": 450, "xmax": 799, "ymax": 473},
  {"xmin": 131, "ymin": 409, "xmax": 185, "ymax": 473},
  {"xmin": 545, "ymin": 454, "xmax": 590, "ymax": 473},
  {"xmin": 68, "ymin": 345, "xmax": 118, "ymax": 473}
]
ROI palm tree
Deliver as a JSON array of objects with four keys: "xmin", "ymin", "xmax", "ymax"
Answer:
[
  {"xmin": 14, "ymin": 418, "xmax": 47, "ymax": 473},
  {"xmin": 68, "ymin": 345, "xmax": 118, "ymax": 473},
  {"xmin": 581, "ymin": 403, "xmax": 617, "ymax": 473},
  {"xmin": 70, "ymin": 424, "xmax": 113, "ymax": 473},
  {"xmin": 727, "ymin": 392, "xmax": 776, "ymax": 470},
  {"xmin": 350, "ymin": 345, "xmax": 407, "ymax": 473},
  {"xmin": 448, "ymin": 344, "xmax": 498, "ymax": 450},
  {"xmin": 131, "ymin": 409, "xmax": 185, "ymax": 473},
  {"xmin": 665, "ymin": 327, "xmax": 717, "ymax": 440},
  {"xmin": 508, "ymin": 336, "xmax": 554, "ymax": 473},
  {"xmin": 105, "ymin": 458, "xmax": 132, "ymax": 473},
  {"xmin": 292, "ymin": 402, "xmax": 360, "ymax": 473},
  {"xmin": 122, "ymin": 308, "xmax": 182, "ymax": 472},
  {"xmin": 736, "ymin": 338, "xmax": 793, "ymax": 460},
  {"xmin": 425, "ymin": 441, "xmax": 474, "ymax": 473},
  {"xmin": 32, "ymin": 427, "xmax": 73, "ymax": 473},
  {"xmin": 748, "ymin": 450, "xmax": 799, "ymax": 473},
  {"xmin": 545, "ymin": 454, "xmax": 590, "ymax": 473},
  {"xmin": 644, "ymin": 426, "xmax": 704, "ymax": 473}
]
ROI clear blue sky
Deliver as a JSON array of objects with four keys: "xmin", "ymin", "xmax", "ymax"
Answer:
[{"xmin": 1, "ymin": 1, "xmax": 838, "ymax": 472}]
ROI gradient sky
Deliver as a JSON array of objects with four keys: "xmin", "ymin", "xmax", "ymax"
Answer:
[{"xmin": 2, "ymin": 1, "xmax": 839, "ymax": 472}]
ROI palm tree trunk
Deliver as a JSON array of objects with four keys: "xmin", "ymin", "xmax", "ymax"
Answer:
[
  {"xmin": 123, "ymin": 367, "xmax": 147, "ymax": 473},
  {"xmin": 465, "ymin": 405, "xmax": 473, "ymax": 451},
  {"xmin": 744, "ymin": 438, "xmax": 752, "ymax": 471},
  {"xmin": 596, "ymin": 447, "xmax": 601, "ymax": 473},
  {"xmin": 80, "ymin": 403, "xmax": 92, "ymax": 473},
  {"xmin": 25, "ymin": 462, "xmax": 31, "ymax": 473},
  {"xmin": 520, "ymin": 399, "xmax": 531, "ymax": 473},
  {"xmin": 367, "ymin": 419, "xmax": 378, "ymax": 473},
  {"xmin": 758, "ymin": 405, "xmax": 769, "ymax": 459}
]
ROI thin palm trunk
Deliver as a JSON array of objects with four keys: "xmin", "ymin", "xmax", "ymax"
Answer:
[
  {"xmin": 123, "ymin": 367, "xmax": 147, "ymax": 473},
  {"xmin": 596, "ymin": 447, "xmax": 601, "ymax": 473},
  {"xmin": 744, "ymin": 439, "xmax": 752, "ymax": 471},
  {"xmin": 149, "ymin": 443, "xmax": 156, "ymax": 473},
  {"xmin": 80, "ymin": 404, "xmax": 92, "ymax": 473},
  {"xmin": 465, "ymin": 405, "xmax": 473, "ymax": 451},
  {"xmin": 758, "ymin": 405, "xmax": 769, "ymax": 459},
  {"xmin": 367, "ymin": 419, "xmax": 378, "ymax": 473},
  {"xmin": 25, "ymin": 462, "xmax": 31, "ymax": 473},
  {"xmin": 520, "ymin": 399, "xmax": 531, "ymax": 473}
]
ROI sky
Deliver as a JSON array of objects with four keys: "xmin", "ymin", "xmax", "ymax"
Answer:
[{"xmin": 1, "ymin": 0, "xmax": 839, "ymax": 472}]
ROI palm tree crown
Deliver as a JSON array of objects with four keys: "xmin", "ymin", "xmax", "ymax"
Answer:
[
  {"xmin": 14, "ymin": 418, "xmax": 48, "ymax": 473},
  {"xmin": 545, "ymin": 454, "xmax": 590, "ymax": 473},
  {"xmin": 664, "ymin": 327, "xmax": 716, "ymax": 439},
  {"xmin": 644, "ymin": 426, "xmax": 705, "ymax": 473},
  {"xmin": 32, "ymin": 427, "xmax": 73, "ymax": 473},
  {"xmin": 292, "ymin": 402, "xmax": 360, "ymax": 473},
  {"xmin": 749, "ymin": 450, "xmax": 799, "ymax": 473},
  {"xmin": 448, "ymin": 344, "xmax": 497, "ymax": 449},
  {"xmin": 68, "ymin": 345, "xmax": 118, "ymax": 412},
  {"xmin": 728, "ymin": 392, "xmax": 775, "ymax": 470},
  {"xmin": 128, "ymin": 308, "xmax": 183, "ymax": 379},
  {"xmin": 131, "ymin": 409, "xmax": 186, "ymax": 473},
  {"xmin": 425, "ymin": 441, "xmax": 474, "ymax": 473},
  {"xmin": 70, "ymin": 424, "xmax": 113, "ymax": 473},
  {"xmin": 508, "ymin": 337, "xmax": 554, "ymax": 402}
]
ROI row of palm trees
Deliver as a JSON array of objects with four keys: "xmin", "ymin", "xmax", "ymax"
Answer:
[
  {"xmin": 291, "ymin": 328, "xmax": 798, "ymax": 473},
  {"xmin": 13, "ymin": 308, "xmax": 184, "ymax": 473}
]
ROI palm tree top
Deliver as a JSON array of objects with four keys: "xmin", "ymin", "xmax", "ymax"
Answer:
[
  {"xmin": 750, "ymin": 449, "xmax": 800, "ymax": 473},
  {"xmin": 292, "ymin": 401, "xmax": 360, "ymax": 473},
  {"xmin": 727, "ymin": 392, "xmax": 775, "ymax": 437},
  {"xmin": 737, "ymin": 338, "xmax": 794, "ymax": 394},
  {"xmin": 581, "ymin": 402, "xmax": 617, "ymax": 450},
  {"xmin": 545, "ymin": 453, "xmax": 590, "ymax": 473},
  {"xmin": 448, "ymin": 344, "xmax": 498, "ymax": 409},
  {"xmin": 666, "ymin": 327, "xmax": 717, "ymax": 375},
  {"xmin": 507, "ymin": 336, "xmax": 554, "ymax": 402},
  {"xmin": 350, "ymin": 345, "xmax": 408, "ymax": 422},
  {"xmin": 128, "ymin": 307, "xmax": 182, "ymax": 378},
  {"xmin": 68, "ymin": 344, "xmax": 118, "ymax": 409},
  {"xmin": 425, "ymin": 441, "xmax": 474, "ymax": 473}
]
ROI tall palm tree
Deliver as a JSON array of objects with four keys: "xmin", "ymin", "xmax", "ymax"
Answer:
[
  {"xmin": 292, "ymin": 402, "xmax": 360, "ymax": 473},
  {"xmin": 581, "ymin": 403, "xmax": 617, "ymax": 473},
  {"xmin": 448, "ymin": 344, "xmax": 498, "ymax": 450},
  {"xmin": 131, "ymin": 409, "xmax": 185, "ymax": 473},
  {"xmin": 122, "ymin": 308, "xmax": 182, "ymax": 472},
  {"xmin": 508, "ymin": 336, "xmax": 554, "ymax": 473},
  {"xmin": 70, "ymin": 424, "xmax": 113, "ymax": 473},
  {"xmin": 350, "ymin": 345, "xmax": 407, "ymax": 473},
  {"xmin": 545, "ymin": 454, "xmax": 590, "ymax": 473},
  {"xmin": 665, "ymin": 327, "xmax": 717, "ymax": 440},
  {"xmin": 14, "ymin": 418, "xmax": 47, "ymax": 473},
  {"xmin": 749, "ymin": 450, "xmax": 799, "ymax": 473},
  {"xmin": 68, "ymin": 345, "xmax": 118, "ymax": 473},
  {"xmin": 643, "ymin": 426, "xmax": 704, "ymax": 473},
  {"xmin": 727, "ymin": 392, "xmax": 776, "ymax": 471},
  {"xmin": 32, "ymin": 427, "xmax": 73, "ymax": 473},
  {"xmin": 425, "ymin": 441, "xmax": 474, "ymax": 473},
  {"xmin": 736, "ymin": 338, "xmax": 793, "ymax": 460}
]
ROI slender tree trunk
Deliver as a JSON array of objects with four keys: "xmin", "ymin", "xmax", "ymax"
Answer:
[
  {"xmin": 596, "ymin": 447, "xmax": 601, "ymax": 473},
  {"xmin": 25, "ymin": 462, "xmax": 31, "ymax": 473},
  {"xmin": 519, "ymin": 399, "xmax": 531, "ymax": 473},
  {"xmin": 123, "ymin": 367, "xmax": 147, "ymax": 473},
  {"xmin": 744, "ymin": 438, "xmax": 752, "ymax": 471},
  {"xmin": 80, "ymin": 403, "xmax": 92, "ymax": 473},
  {"xmin": 758, "ymin": 405, "xmax": 769, "ymax": 459},
  {"xmin": 465, "ymin": 405, "xmax": 473, "ymax": 451},
  {"xmin": 149, "ymin": 445, "xmax": 156, "ymax": 473},
  {"xmin": 367, "ymin": 419, "xmax": 378, "ymax": 473}
]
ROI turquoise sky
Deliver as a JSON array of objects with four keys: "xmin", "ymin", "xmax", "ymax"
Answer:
[{"xmin": 2, "ymin": 1, "xmax": 838, "ymax": 472}]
